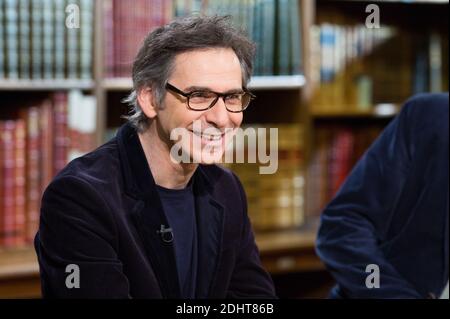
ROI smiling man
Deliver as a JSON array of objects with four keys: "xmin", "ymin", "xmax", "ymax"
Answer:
[{"xmin": 34, "ymin": 15, "xmax": 276, "ymax": 298}]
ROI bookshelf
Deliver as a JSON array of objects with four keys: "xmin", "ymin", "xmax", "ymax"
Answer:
[
  {"xmin": 311, "ymin": 103, "xmax": 400, "ymax": 118},
  {"xmin": 102, "ymin": 75, "xmax": 306, "ymax": 91},
  {"xmin": 0, "ymin": 79, "xmax": 95, "ymax": 90},
  {"xmin": 0, "ymin": 248, "xmax": 40, "ymax": 298},
  {"xmin": 0, "ymin": 0, "xmax": 447, "ymax": 298}
]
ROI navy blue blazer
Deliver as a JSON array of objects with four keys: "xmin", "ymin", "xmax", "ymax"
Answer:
[
  {"xmin": 316, "ymin": 93, "xmax": 449, "ymax": 298},
  {"xmin": 34, "ymin": 122, "xmax": 276, "ymax": 298}
]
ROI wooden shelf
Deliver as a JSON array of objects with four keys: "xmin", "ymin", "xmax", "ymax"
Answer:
[
  {"xmin": 0, "ymin": 225, "xmax": 321, "ymax": 298},
  {"xmin": 102, "ymin": 75, "xmax": 306, "ymax": 91},
  {"xmin": 0, "ymin": 79, "xmax": 94, "ymax": 91},
  {"xmin": 248, "ymin": 75, "xmax": 306, "ymax": 90},
  {"xmin": 311, "ymin": 103, "xmax": 400, "ymax": 119},
  {"xmin": 102, "ymin": 77, "xmax": 133, "ymax": 91},
  {"xmin": 0, "ymin": 247, "xmax": 41, "ymax": 298},
  {"xmin": 255, "ymin": 221, "xmax": 325, "ymax": 274},
  {"xmin": 0, "ymin": 247, "xmax": 39, "ymax": 279},
  {"xmin": 318, "ymin": 0, "xmax": 448, "ymax": 4}
]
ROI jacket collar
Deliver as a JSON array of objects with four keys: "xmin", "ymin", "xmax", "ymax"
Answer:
[{"xmin": 116, "ymin": 123, "xmax": 224, "ymax": 298}]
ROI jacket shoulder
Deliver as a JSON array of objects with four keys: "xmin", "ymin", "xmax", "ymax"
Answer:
[
  {"xmin": 52, "ymin": 137, "xmax": 121, "ymax": 188},
  {"xmin": 403, "ymin": 93, "xmax": 448, "ymax": 126}
]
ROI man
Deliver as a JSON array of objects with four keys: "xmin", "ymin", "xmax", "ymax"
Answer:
[
  {"xmin": 316, "ymin": 93, "xmax": 449, "ymax": 298},
  {"xmin": 34, "ymin": 15, "xmax": 276, "ymax": 298}
]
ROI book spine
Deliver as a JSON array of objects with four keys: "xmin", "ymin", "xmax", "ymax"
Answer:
[
  {"xmin": 0, "ymin": 0, "xmax": 5, "ymax": 78},
  {"xmin": 277, "ymin": 0, "xmax": 289, "ymax": 75},
  {"xmin": 261, "ymin": 0, "xmax": 274, "ymax": 75},
  {"xmin": 245, "ymin": 0, "xmax": 255, "ymax": 47},
  {"xmin": 320, "ymin": 23, "xmax": 335, "ymax": 83},
  {"xmin": 42, "ymin": 0, "xmax": 53, "ymax": 79},
  {"xmin": 66, "ymin": 0, "xmax": 79, "ymax": 78},
  {"xmin": 429, "ymin": 32, "xmax": 442, "ymax": 93},
  {"xmin": 103, "ymin": 0, "xmax": 114, "ymax": 78},
  {"xmin": 78, "ymin": 94, "xmax": 97, "ymax": 154},
  {"xmin": 162, "ymin": 0, "xmax": 174, "ymax": 23},
  {"xmin": 19, "ymin": 0, "xmax": 30, "ymax": 79},
  {"xmin": 53, "ymin": 92, "xmax": 68, "ymax": 175},
  {"xmin": 1, "ymin": 121, "xmax": 16, "ymax": 248},
  {"xmin": 113, "ymin": 0, "xmax": 124, "ymax": 77},
  {"xmin": 39, "ymin": 99, "xmax": 53, "ymax": 191},
  {"xmin": 0, "ymin": 122, "xmax": 4, "ymax": 246},
  {"xmin": 54, "ymin": 0, "xmax": 66, "ymax": 79},
  {"xmin": 79, "ymin": 0, "xmax": 93, "ymax": 79},
  {"xmin": 26, "ymin": 106, "xmax": 41, "ymax": 243},
  {"xmin": 67, "ymin": 89, "xmax": 82, "ymax": 160},
  {"xmin": 288, "ymin": 0, "xmax": 301, "ymax": 75},
  {"xmin": 31, "ymin": 0, "xmax": 43, "ymax": 79},
  {"xmin": 14, "ymin": 119, "xmax": 26, "ymax": 247},
  {"xmin": 5, "ymin": 0, "xmax": 19, "ymax": 79},
  {"xmin": 253, "ymin": 0, "xmax": 262, "ymax": 75}
]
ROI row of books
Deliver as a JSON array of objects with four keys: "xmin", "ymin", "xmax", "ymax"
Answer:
[
  {"xmin": 104, "ymin": 0, "xmax": 303, "ymax": 78},
  {"xmin": 176, "ymin": 0, "xmax": 303, "ymax": 76},
  {"xmin": 305, "ymin": 124, "xmax": 383, "ymax": 219},
  {"xmin": 309, "ymin": 23, "xmax": 395, "ymax": 84},
  {"xmin": 310, "ymin": 23, "xmax": 448, "ymax": 112},
  {"xmin": 0, "ymin": 90, "xmax": 96, "ymax": 249},
  {"xmin": 223, "ymin": 124, "xmax": 305, "ymax": 231},
  {"xmin": 104, "ymin": 0, "xmax": 173, "ymax": 77},
  {"xmin": 0, "ymin": 0, "xmax": 93, "ymax": 80}
]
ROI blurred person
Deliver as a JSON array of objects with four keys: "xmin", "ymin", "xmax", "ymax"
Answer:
[
  {"xmin": 316, "ymin": 93, "xmax": 449, "ymax": 298},
  {"xmin": 34, "ymin": 15, "xmax": 276, "ymax": 298}
]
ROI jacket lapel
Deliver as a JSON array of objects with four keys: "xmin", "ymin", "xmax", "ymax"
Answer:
[
  {"xmin": 444, "ymin": 187, "xmax": 449, "ymax": 285},
  {"xmin": 193, "ymin": 168, "xmax": 225, "ymax": 298},
  {"xmin": 117, "ymin": 123, "xmax": 225, "ymax": 298},
  {"xmin": 117, "ymin": 123, "xmax": 181, "ymax": 298}
]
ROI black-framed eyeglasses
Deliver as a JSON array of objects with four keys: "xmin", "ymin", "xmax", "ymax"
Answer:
[{"xmin": 165, "ymin": 83, "xmax": 255, "ymax": 113}]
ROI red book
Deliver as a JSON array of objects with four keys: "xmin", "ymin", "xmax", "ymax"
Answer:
[
  {"xmin": 53, "ymin": 92, "xmax": 69, "ymax": 176},
  {"xmin": 0, "ymin": 122, "xmax": 4, "ymax": 247},
  {"xmin": 40, "ymin": 99, "xmax": 54, "ymax": 192},
  {"xmin": 26, "ymin": 107, "xmax": 42, "ymax": 243},
  {"xmin": 14, "ymin": 119, "xmax": 27, "ymax": 247},
  {"xmin": 1, "ymin": 121, "xmax": 17, "ymax": 248},
  {"xmin": 328, "ymin": 128, "xmax": 354, "ymax": 198},
  {"xmin": 104, "ymin": 0, "xmax": 115, "ymax": 78}
]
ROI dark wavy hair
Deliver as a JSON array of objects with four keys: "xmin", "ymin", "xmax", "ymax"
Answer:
[{"xmin": 123, "ymin": 14, "xmax": 256, "ymax": 132}]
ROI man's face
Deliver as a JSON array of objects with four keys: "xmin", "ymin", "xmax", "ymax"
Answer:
[{"xmin": 156, "ymin": 48, "xmax": 244, "ymax": 164}]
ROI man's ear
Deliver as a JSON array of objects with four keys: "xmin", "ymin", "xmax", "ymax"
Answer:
[{"xmin": 137, "ymin": 87, "xmax": 158, "ymax": 119}]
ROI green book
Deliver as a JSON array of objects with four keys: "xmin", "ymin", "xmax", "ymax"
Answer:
[
  {"xmin": 54, "ymin": 0, "xmax": 65, "ymax": 79},
  {"xmin": 277, "ymin": 0, "xmax": 289, "ymax": 75},
  {"xmin": 289, "ymin": 0, "xmax": 302, "ymax": 75},
  {"xmin": 0, "ymin": 0, "xmax": 5, "ymax": 78},
  {"xmin": 66, "ymin": 0, "xmax": 79, "ymax": 79},
  {"xmin": 42, "ymin": 0, "xmax": 54, "ymax": 79},
  {"xmin": 80, "ymin": 0, "xmax": 93, "ymax": 79},
  {"xmin": 31, "ymin": 0, "xmax": 43, "ymax": 79},
  {"xmin": 5, "ymin": 0, "xmax": 19, "ymax": 78},
  {"xmin": 261, "ymin": 0, "xmax": 275, "ymax": 75},
  {"xmin": 19, "ymin": 0, "xmax": 30, "ymax": 79},
  {"xmin": 253, "ymin": 0, "xmax": 263, "ymax": 75}
]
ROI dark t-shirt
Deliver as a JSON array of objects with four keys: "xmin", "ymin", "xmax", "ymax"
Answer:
[{"xmin": 156, "ymin": 181, "xmax": 197, "ymax": 298}]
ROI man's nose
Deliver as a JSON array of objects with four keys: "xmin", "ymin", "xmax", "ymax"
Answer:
[{"xmin": 204, "ymin": 97, "xmax": 230, "ymax": 128}]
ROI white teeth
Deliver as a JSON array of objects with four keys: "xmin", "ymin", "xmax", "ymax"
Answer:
[{"xmin": 192, "ymin": 131, "xmax": 222, "ymax": 141}]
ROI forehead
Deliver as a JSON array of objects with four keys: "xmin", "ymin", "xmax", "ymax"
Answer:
[{"xmin": 170, "ymin": 48, "xmax": 243, "ymax": 90}]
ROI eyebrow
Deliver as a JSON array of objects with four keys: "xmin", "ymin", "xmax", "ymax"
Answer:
[{"xmin": 183, "ymin": 86, "xmax": 245, "ymax": 94}]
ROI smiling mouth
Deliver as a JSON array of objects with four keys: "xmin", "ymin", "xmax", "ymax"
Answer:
[{"xmin": 189, "ymin": 130, "xmax": 225, "ymax": 141}]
